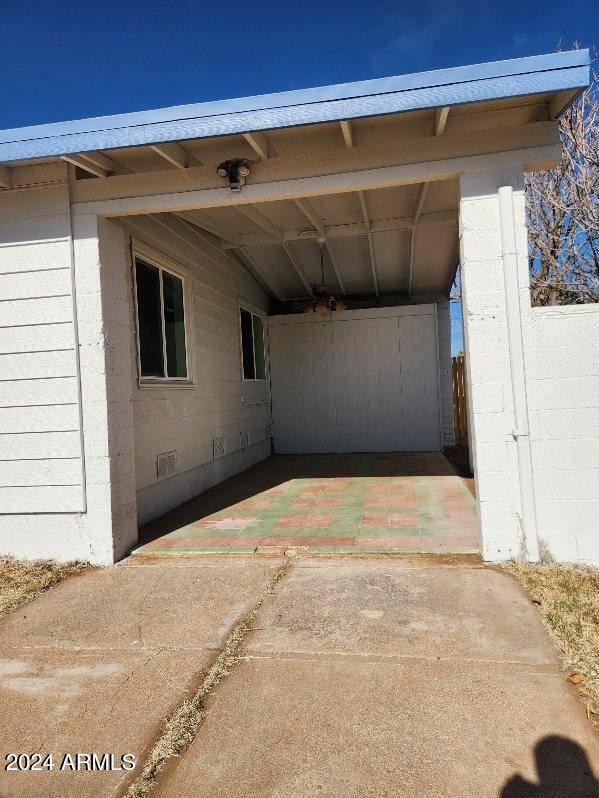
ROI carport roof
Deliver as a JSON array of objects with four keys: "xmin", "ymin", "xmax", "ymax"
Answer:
[{"xmin": 0, "ymin": 49, "xmax": 590, "ymax": 164}]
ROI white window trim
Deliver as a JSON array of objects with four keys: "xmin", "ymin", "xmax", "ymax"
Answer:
[
  {"xmin": 131, "ymin": 239, "xmax": 195, "ymax": 388},
  {"xmin": 238, "ymin": 301, "xmax": 268, "ymax": 383}
]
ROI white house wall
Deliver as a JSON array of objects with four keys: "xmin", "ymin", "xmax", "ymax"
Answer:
[
  {"xmin": 116, "ymin": 214, "xmax": 273, "ymax": 525},
  {"xmin": 0, "ymin": 183, "xmax": 84, "ymax": 514},
  {"xmin": 0, "ymin": 177, "xmax": 138, "ymax": 564}
]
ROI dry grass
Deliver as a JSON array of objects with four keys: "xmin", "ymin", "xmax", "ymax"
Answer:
[
  {"xmin": 0, "ymin": 557, "xmax": 86, "ymax": 619},
  {"xmin": 124, "ymin": 558, "xmax": 291, "ymax": 798},
  {"xmin": 508, "ymin": 561, "xmax": 599, "ymax": 722}
]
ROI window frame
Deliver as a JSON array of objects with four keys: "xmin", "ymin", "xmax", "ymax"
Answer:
[
  {"xmin": 131, "ymin": 241, "xmax": 194, "ymax": 387},
  {"xmin": 238, "ymin": 303, "xmax": 268, "ymax": 383}
]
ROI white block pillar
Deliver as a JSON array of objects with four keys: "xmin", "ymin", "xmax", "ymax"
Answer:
[
  {"xmin": 459, "ymin": 154, "xmax": 539, "ymax": 561},
  {"xmin": 72, "ymin": 212, "xmax": 138, "ymax": 563}
]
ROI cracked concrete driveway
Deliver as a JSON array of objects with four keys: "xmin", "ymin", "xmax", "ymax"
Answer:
[{"xmin": 0, "ymin": 555, "xmax": 597, "ymax": 797}]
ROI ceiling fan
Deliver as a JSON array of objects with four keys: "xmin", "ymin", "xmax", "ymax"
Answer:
[{"xmin": 290, "ymin": 240, "xmax": 373, "ymax": 314}]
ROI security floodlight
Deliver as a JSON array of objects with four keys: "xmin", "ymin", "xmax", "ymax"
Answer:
[{"xmin": 216, "ymin": 159, "xmax": 251, "ymax": 192}]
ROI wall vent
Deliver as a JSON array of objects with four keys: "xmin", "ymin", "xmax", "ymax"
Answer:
[
  {"xmin": 240, "ymin": 429, "xmax": 249, "ymax": 449},
  {"xmin": 213, "ymin": 436, "xmax": 226, "ymax": 459},
  {"xmin": 156, "ymin": 450, "xmax": 178, "ymax": 481}
]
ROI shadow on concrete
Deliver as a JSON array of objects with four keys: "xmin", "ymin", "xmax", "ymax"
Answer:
[{"xmin": 501, "ymin": 736, "xmax": 599, "ymax": 797}]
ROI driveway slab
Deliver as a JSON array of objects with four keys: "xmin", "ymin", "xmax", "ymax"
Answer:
[
  {"xmin": 156, "ymin": 557, "xmax": 599, "ymax": 798},
  {"xmin": 244, "ymin": 558, "xmax": 554, "ymax": 663},
  {"xmin": 0, "ymin": 557, "xmax": 284, "ymax": 798}
]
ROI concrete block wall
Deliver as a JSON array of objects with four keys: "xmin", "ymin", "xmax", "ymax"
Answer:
[
  {"xmin": 523, "ymin": 303, "xmax": 599, "ymax": 565},
  {"xmin": 461, "ymin": 154, "xmax": 599, "ymax": 566}
]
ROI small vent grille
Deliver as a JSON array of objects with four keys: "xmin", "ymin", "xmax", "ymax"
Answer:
[
  {"xmin": 156, "ymin": 450, "xmax": 178, "ymax": 481},
  {"xmin": 265, "ymin": 422, "xmax": 273, "ymax": 439},
  {"xmin": 213, "ymin": 436, "xmax": 226, "ymax": 459},
  {"xmin": 240, "ymin": 429, "xmax": 249, "ymax": 449}
]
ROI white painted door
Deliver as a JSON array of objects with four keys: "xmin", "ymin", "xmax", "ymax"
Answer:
[{"xmin": 268, "ymin": 306, "xmax": 441, "ymax": 453}]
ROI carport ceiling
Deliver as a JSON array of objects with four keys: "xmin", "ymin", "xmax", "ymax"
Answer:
[{"xmin": 171, "ymin": 179, "xmax": 459, "ymax": 301}]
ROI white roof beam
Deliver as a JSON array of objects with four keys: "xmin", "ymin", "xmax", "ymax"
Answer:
[
  {"xmin": 61, "ymin": 153, "xmax": 110, "ymax": 178},
  {"xmin": 282, "ymin": 243, "xmax": 314, "ymax": 296},
  {"xmin": 434, "ymin": 106, "xmax": 450, "ymax": 136},
  {"xmin": 72, "ymin": 122, "xmax": 559, "ymax": 211},
  {"xmin": 221, "ymin": 210, "xmax": 458, "ymax": 248},
  {"xmin": 150, "ymin": 142, "xmax": 190, "ymax": 169},
  {"xmin": 237, "ymin": 204, "xmax": 314, "ymax": 295},
  {"xmin": 236, "ymin": 204, "xmax": 282, "ymax": 239},
  {"xmin": 293, "ymin": 198, "xmax": 345, "ymax": 293},
  {"xmin": 294, "ymin": 198, "xmax": 325, "ymax": 235},
  {"xmin": 358, "ymin": 191, "xmax": 379, "ymax": 297},
  {"xmin": 548, "ymin": 89, "xmax": 580, "ymax": 119},
  {"xmin": 408, "ymin": 182, "xmax": 430, "ymax": 297},
  {"xmin": 408, "ymin": 108, "xmax": 450, "ymax": 294},
  {"xmin": 243, "ymin": 131, "xmax": 273, "ymax": 159},
  {"xmin": 177, "ymin": 210, "xmax": 241, "ymax": 244},
  {"xmin": 0, "ymin": 164, "xmax": 10, "ymax": 188},
  {"xmin": 340, "ymin": 120, "xmax": 353, "ymax": 148}
]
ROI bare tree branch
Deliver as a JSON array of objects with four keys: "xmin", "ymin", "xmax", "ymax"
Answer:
[{"xmin": 526, "ymin": 60, "xmax": 599, "ymax": 306}]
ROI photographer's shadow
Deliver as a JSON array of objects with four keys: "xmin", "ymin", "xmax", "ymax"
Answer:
[{"xmin": 502, "ymin": 736, "xmax": 599, "ymax": 797}]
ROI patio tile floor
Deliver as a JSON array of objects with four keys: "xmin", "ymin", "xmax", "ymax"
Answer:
[{"xmin": 134, "ymin": 452, "xmax": 479, "ymax": 556}]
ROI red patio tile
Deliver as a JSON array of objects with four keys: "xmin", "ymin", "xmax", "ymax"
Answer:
[
  {"xmin": 303, "ymin": 514, "xmax": 336, "ymax": 528},
  {"xmin": 274, "ymin": 514, "xmax": 308, "ymax": 528},
  {"xmin": 293, "ymin": 535, "xmax": 355, "ymax": 547},
  {"xmin": 293, "ymin": 497, "xmax": 342, "ymax": 509},
  {"xmin": 365, "ymin": 497, "xmax": 417, "ymax": 509},
  {"xmin": 360, "ymin": 512, "xmax": 388, "ymax": 527},
  {"xmin": 237, "ymin": 498, "xmax": 272, "ymax": 510}
]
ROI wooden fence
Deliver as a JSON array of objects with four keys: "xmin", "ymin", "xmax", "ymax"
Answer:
[{"xmin": 452, "ymin": 354, "xmax": 468, "ymax": 446}]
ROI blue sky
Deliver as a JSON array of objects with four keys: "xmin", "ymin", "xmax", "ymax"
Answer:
[{"xmin": 1, "ymin": 0, "xmax": 595, "ymax": 352}]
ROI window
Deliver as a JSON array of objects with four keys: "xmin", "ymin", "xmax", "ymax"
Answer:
[
  {"xmin": 240, "ymin": 307, "xmax": 266, "ymax": 380},
  {"xmin": 134, "ymin": 255, "xmax": 188, "ymax": 381}
]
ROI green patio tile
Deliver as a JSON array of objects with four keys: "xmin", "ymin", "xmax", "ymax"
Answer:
[
  {"xmin": 388, "ymin": 527, "xmax": 421, "ymax": 537},
  {"xmin": 328, "ymin": 526, "xmax": 361, "ymax": 536}
]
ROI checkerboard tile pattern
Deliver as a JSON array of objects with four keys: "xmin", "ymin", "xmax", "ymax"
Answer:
[{"xmin": 134, "ymin": 453, "xmax": 479, "ymax": 556}]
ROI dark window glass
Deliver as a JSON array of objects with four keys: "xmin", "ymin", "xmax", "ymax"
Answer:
[
  {"xmin": 135, "ymin": 259, "xmax": 164, "ymax": 377},
  {"xmin": 252, "ymin": 314, "xmax": 265, "ymax": 379},
  {"xmin": 162, "ymin": 271, "xmax": 187, "ymax": 378},
  {"xmin": 240, "ymin": 308, "xmax": 255, "ymax": 379}
]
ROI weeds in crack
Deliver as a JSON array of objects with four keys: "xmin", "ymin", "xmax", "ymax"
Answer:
[{"xmin": 124, "ymin": 559, "xmax": 290, "ymax": 798}]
